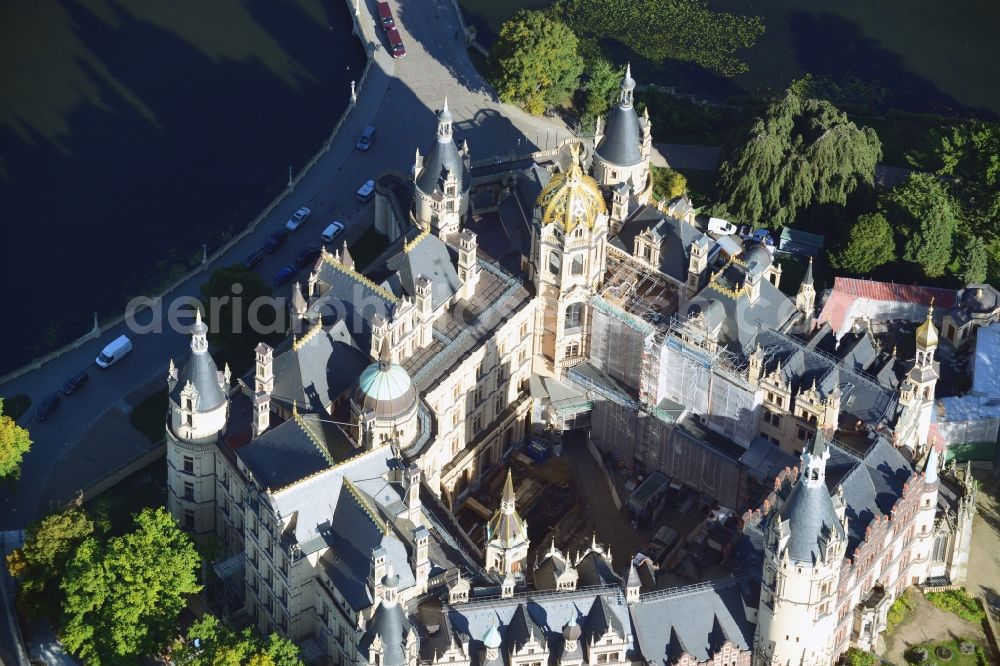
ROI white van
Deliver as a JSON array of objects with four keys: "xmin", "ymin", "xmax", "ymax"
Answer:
[
  {"xmin": 95, "ymin": 335, "xmax": 133, "ymax": 368},
  {"xmin": 707, "ymin": 217, "xmax": 738, "ymax": 236},
  {"xmin": 321, "ymin": 221, "xmax": 344, "ymax": 244}
]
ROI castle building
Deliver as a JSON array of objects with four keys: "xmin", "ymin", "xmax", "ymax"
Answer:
[{"xmin": 163, "ymin": 68, "xmax": 977, "ymax": 666}]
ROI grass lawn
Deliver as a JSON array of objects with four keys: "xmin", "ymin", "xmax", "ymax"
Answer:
[
  {"xmin": 904, "ymin": 638, "xmax": 990, "ymax": 666},
  {"xmin": 129, "ymin": 389, "xmax": 168, "ymax": 443},
  {"xmin": 1, "ymin": 394, "xmax": 31, "ymax": 421}
]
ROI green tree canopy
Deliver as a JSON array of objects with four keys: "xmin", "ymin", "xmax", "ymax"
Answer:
[
  {"xmin": 651, "ymin": 166, "xmax": 687, "ymax": 202},
  {"xmin": 581, "ymin": 57, "xmax": 622, "ymax": 121},
  {"xmin": 959, "ymin": 234, "xmax": 989, "ymax": 284},
  {"xmin": 489, "ymin": 10, "xmax": 584, "ymax": 115},
  {"xmin": 830, "ymin": 212, "xmax": 897, "ymax": 274},
  {"xmin": 714, "ymin": 91, "xmax": 882, "ymax": 228},
  {"xmin": 61, "ymin": 507, "xmax": 201, "ymax": 665},
  {"xmin": 558, "ymin": 0, "xmax": 764, "ymax": 77},
  {"xmin": 925, "ymin": 121, "xmax": 1000, "ymax": 236},
  {"xmin": 883, "ymin": 173, "xmax": 961, "ymax": 278},
  {"xmin": 173, "ymin": 614, "xmax": 303, "ymax": 666},
  {"xmin": 0, "ymin": 397, "xmax": 32, "ymax": 481},
  {"xmin": 5, "ymin": 508, "xmax": 95, "ymax": 620},
  {"xmin": 200, "ymin": 264, "xmax": 278, "ymax": 370}
]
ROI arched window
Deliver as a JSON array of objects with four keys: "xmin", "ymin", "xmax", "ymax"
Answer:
[
  {"xmin": 565, "ymin": 303, "xmax": 583, "ymax": 330},
  {"xmin": 571, "ymin": 255, "xmax": 584, "ymax": 275},
  {"xmin": 548, "ymin": 251, "xmax": 561, "ymax": 275}
]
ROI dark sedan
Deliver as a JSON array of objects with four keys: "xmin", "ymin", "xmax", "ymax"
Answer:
[
  {"xmin": 60, "ymin": 370, "xmax": 89, "ymax": 395},
  {"xmin": 294, "ymin": 245, "xmax": 321, "ymax": 269},
  {"xmin": 273, "ymin": 264, "xmax": 297, "ymax": 286},
  {"xmin": 244, "ymin": 248, "xmax": 265, "ymax": 268},
  {"xmin": 35, "ymin": 394, "xmax": 61, "ymax": 421},
  {"xmin": 264, "ymin": 229, "xmax": 288, "ymax": 254}
]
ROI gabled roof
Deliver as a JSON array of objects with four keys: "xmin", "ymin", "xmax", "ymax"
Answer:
[
  {"xmin": 385, "ymin": 233, "xmax": 461, "ymax": 309},
  {"xmin": 507, "ymin": 604, "xmax": 545, "ymax": 651},
  {"xmin": 582, "ymin": 595, "xmax": 625, "ymax": 644},
  {"xmin": 270, "ymin": 320, "xmax": 369, "ymax": 412},
  {"xmin": 238, "ymin": 413, "xmax": 351, "ymax": 491},
  {"xmin": 836, "ymin": 437, "xmax": 912, "ymax": 556}
]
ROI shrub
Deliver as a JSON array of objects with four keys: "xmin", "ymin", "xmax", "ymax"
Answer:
[
  {"xmin": 925, "ymin": 589, "xmax": 986, "ymax": 624},
  {"xmin": 842, "ymin": 647, "xmax": 879, "ymax": 666},
  {"xmin": 887, "ymin": 589, "xmax": 916, "ymax": 630}
]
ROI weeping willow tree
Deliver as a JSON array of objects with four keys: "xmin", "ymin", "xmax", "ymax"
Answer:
[
  {"xmin": 713, "ymin": 91, "xmax": 882, "ymax": 227},
  {"xmin": 557, "ymin": 0, "xmax": 764, "ymax": 77}
]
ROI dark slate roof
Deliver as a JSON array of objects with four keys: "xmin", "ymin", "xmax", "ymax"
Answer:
[
  {"xmin": 597, "ymin": 103, "xmax": 644, "ymax": 166},
  {"xmin": 582, "ymin": 595, "xmax": 625, "ymax": 644},
  {"xmin": 835, "ymin": 437, "xmax": 912, "ymax": 556},
  {"xmin": 623, "ymin": 206, "xmax": 706, "ymax": 281},
  {"xmin": 688, "ymin": 278, "xmax": 798, "ymax": 352},
  {"xmin": 576, "ymin": 551, "xmax": 622, "ymax": 588},
  {"xmin": 385, "ymin": 234, "xmax": 461, "ymax": 309},
  {"xmin": 776, "ymin": 468, "xmax": 844, "ymax": 565},
  {"xmin": 172, "ymin": 327, "xmax": 225, "ymax": 411},
  {"xmin": 308, "ymin": 257, "xmax": 398, "ymax": 352},
  {"xmin": 416, "ymin": 136, "xmax": 469, "ymax": 197},
  {"xmin": 629, "ymin": 578, "xmax": 755, "ymax": 663},
  {"xmin": 359, "ymin": 600, "xmax": 409, "ymax": 666},
  {"xmin": 238, "ymin": 416, "xmax": 339, "ymax": 490},
  {"xmin": 507, "ymin": 604, "xmax": 546, "ymax": 651},
  {"xmin": 270, "ymin": 321, "xmax": 370, "ymax": 412}
]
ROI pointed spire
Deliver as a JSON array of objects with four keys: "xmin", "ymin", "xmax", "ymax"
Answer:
[
  {"xmin": 190, "ymin": 307, "xmax": 208, "ymax": 352},
  {"xmin": 916, "ymin": 300, "xmax": 939, "ymax": 349},
  {"xmin": 803, "ymin": 256, "xmax": 814, "ymax": 285},
  {"xmin": 619, "ymin": 62, "xmax": 636, "ymax": 107},
  {"xmin": 341, "ymin": 240, "xmax": 354, "ymax": 271},
  {"xmin": 501, "ymin": 468, "xmax": 516, "ymax": 512},
  {"xmin": 437, "ymin": 97, "xmax": 453, "ymax": 142},
  {"xmin": 378, "ymin": 337, "xmax": 391, "ymax": 369},
  {"xmin": 925, "ymin": 443, "xmax": 940, "ymax": 485},
  {"xmin": 291, "ymin": 281, "xmax": 307, "ymax": 316}
]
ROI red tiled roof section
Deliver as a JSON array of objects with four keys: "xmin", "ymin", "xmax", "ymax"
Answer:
[
  {"xmin": 819, "ymin": 290, "xmax": 857, "ymax": 334},
  {"xmin": 832, "ymin": 277, "xmax": 957, "ymax": 308}
]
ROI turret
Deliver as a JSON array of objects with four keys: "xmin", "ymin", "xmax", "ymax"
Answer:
[
  {"xmin": 592, "ymin": 63, "xmax": 653, "ymax": 204},
  {"xmin": 796, "ymin": 257, "xmax": 816, "ymax": 324},
  {"xmin": 413, "ymin": 99, "xmax": 470, "ymax": 236},
  {"xmin": 485, "ymin": 469, "xmax": 530, "ymax": 575}
]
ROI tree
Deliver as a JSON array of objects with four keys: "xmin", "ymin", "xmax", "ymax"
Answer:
[
  {"xmin": 581, "ymin": 57, "xmax": 622, "ymax": 120},
  {"xmin": 558, "ymin": 0, "xmax": 764, "ymax": 77},
  {"xmin": 61, "ymin": 507, "xmax": 201, "ymax": 664},
  {"xmin": 842, "ymin": 647, "xmax": 879, "ymax": 666},
  {"xmin": 5, "ymin": 508, "xmax": 95, "ymax": 620},
  {"xmin": 714, "ymin": 91, "xmax": 882, "ymax": 228},
  {"xmin": 830, "ymin": 212, "xmax": 897, "ymax": 273},
  {"xmin": 926, "ymin": 121, "xmax": 1000, "ymax": 236},
  {"xmin": 0, "ymin": 398, "xmax": 32, "ymax": 482},
  {"xmin": 173, "ymin": 614, "xmax": 303, "ymax": 666},
  {"xmin": 959, "ymin": 234, "xmax": 988, "ymax": 284},
  {"xmin": 200, "ymin": 264, "xmax": 279, "ymax": 370},
  {"xmin": 651, "ymin": 166, "xmax": 687, "ymax": 201},
  {"xmin": 490, "ymin": 10, "xmax": 584, "ymax": 115},
  {"xmin": 883, "ymin": 173, "xmax": 960, "ymax": 278}
]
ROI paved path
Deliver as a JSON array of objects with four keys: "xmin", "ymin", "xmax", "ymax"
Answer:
[{"xmin": 0, "ymin": 0, "xmax": 569, "ymax": 531}]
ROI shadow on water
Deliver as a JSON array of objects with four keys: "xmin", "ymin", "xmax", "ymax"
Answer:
[
  {"xmin": 787, "ymin": 11, "xmax": 996, "ymax": 118},
  {"xmin": 0, "ymin": 0, "xmax": 365, "ymax": 374}
]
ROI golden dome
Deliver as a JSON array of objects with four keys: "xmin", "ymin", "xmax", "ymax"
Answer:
[
  {"xmin": 536, "ymin": 144, "xmax": 607, "ymax": 232},
  {"xmin": 916, "ymin": 304, "xmax": 938, "ymax": 348}
]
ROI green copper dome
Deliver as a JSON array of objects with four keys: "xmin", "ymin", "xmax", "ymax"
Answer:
[{"xmin": 354, "ymin": 357, "xmax": 417, "ymax": 420}]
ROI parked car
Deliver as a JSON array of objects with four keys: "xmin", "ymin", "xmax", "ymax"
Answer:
[
  {"xmin": 377, "ymin": 1, "xmax": 395, "ymax": 30},
  {"xmin": 356, "ymin": 125, "xmax": 375, "ymax": 151},
  {"xmin": 750, "ymin": 228, "xmax": 775, "ymax": 246},
  {"xmin": 264, "ymin": 228, "xmax": 288, "ymax": 253},
  {"xmin": 35, "ymin": 394, "xmax": 61, "ymax": 422},
  {"xmin": 707, "ymin": 217, "xmax": 737, "ymax": 236},
  {"xmin": 386, "ymin": 27, "xmax": 406, "ymax": 58},
  {"xmin": 60, "ymin": 370, "xmax": 89, "ymax": 395},
  {"xmin": 273, "ymin": 264, "xmax": 297, "ymax": 286},
  {"xmin": 96, "ymin": 335, "xmax": 133, "ymax": 368},
  {"xmin": 244, "ymin": 248, "xmax": 265, "ymax": 269},
  {"xmin": 321, "ymin": 222, "xmax": 344, "ymax": 244},
  {"xmin": 295, "ymin": 245, "xmax": 321, "ymax": 269},
  {"xmin": 285, "ymin": 207, "xmax": 312, "ymax": 232},
  {"xmin": 355, "ymin": 179, "xmax": 376, "ymax": 202},
  {"xmin": 737, "ymin": 224, "xmax": 752, "ymax": 239}
]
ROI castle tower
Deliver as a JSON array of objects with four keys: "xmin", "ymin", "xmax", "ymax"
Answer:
[
  {"xmin": 911, "ymin": 444, "xmax": 941, "ymax": 582},
  {"xmin": 351, "ymin": 339, "xmax": 420, "ymax": 450},
  {"xmin": 359, "ymin": 565, "xmax": 417, "ymax": 666},
  {"xmin": 530, "ymin": 143, "xmax": 609, "ymax": 375},
  {"xmin": 413, "ymin": 99, "xmax": 471, "ymax": 237},
  {"xmin": 754, "ymin": 432, "xmax": 846, "ymax": 666},
  {"xmin": 897, "ymin": 305, "xmax": 940, "ymax": 455},
  {"xmin": 485, "ymin": 469, "xmax": 530, "ymax": 576},
  {"xmin": 592, "ymin": 64, "xmax": 653, "ymax": 207},
  {"xmin": 796, "ymin": 257, "xmax": 816, "ymax": 322},
  {"xmin": 166, "ymin": 309, "xmax": 230, "ymax": 539}
]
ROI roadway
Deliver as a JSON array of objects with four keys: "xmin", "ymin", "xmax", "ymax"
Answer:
[{"xmin": 0, "ymin": 0, "xmax": 572, "ymax": 531}]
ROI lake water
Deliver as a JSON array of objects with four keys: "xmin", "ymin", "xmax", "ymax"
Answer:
[
  {"xmin": 0, "ymin": 0, "xmax": 365, "ymax": 375},
  {"xmin": 459, "ymin": 0, "xmax": 1000, "ymax": 116}
]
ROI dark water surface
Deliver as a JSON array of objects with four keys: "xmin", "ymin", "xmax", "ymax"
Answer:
[{"xmin": 0, "ymin": 0, "xmax": 364, "ymax": 375}]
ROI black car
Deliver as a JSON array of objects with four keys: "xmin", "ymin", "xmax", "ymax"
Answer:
[
  {"xmin": 35, "ymin": 394, "xmax": 61, "ymax": 421},
  {"xmin": 264, "ymin": 229, "xmax": 288, "ymax": 254},
  {"xmin": 244, "ymin": 248, "xmax": 265, "ymax": 269},
  {"xmin": 294, "ymin": 245, "xmax": 321, "ymax": 269},
  {"xmin": 60, "ymin": 370, "xmax": 89, "ymax": 395}
]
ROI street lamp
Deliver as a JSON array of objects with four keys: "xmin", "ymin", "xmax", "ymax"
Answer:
[
  {"xmin": 288, "ymin": 165, "xmax": 293, "ymax": 188},
  {"xmin": 351, "ymin": 80, "xmax": 357, "ymax": 105}
]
